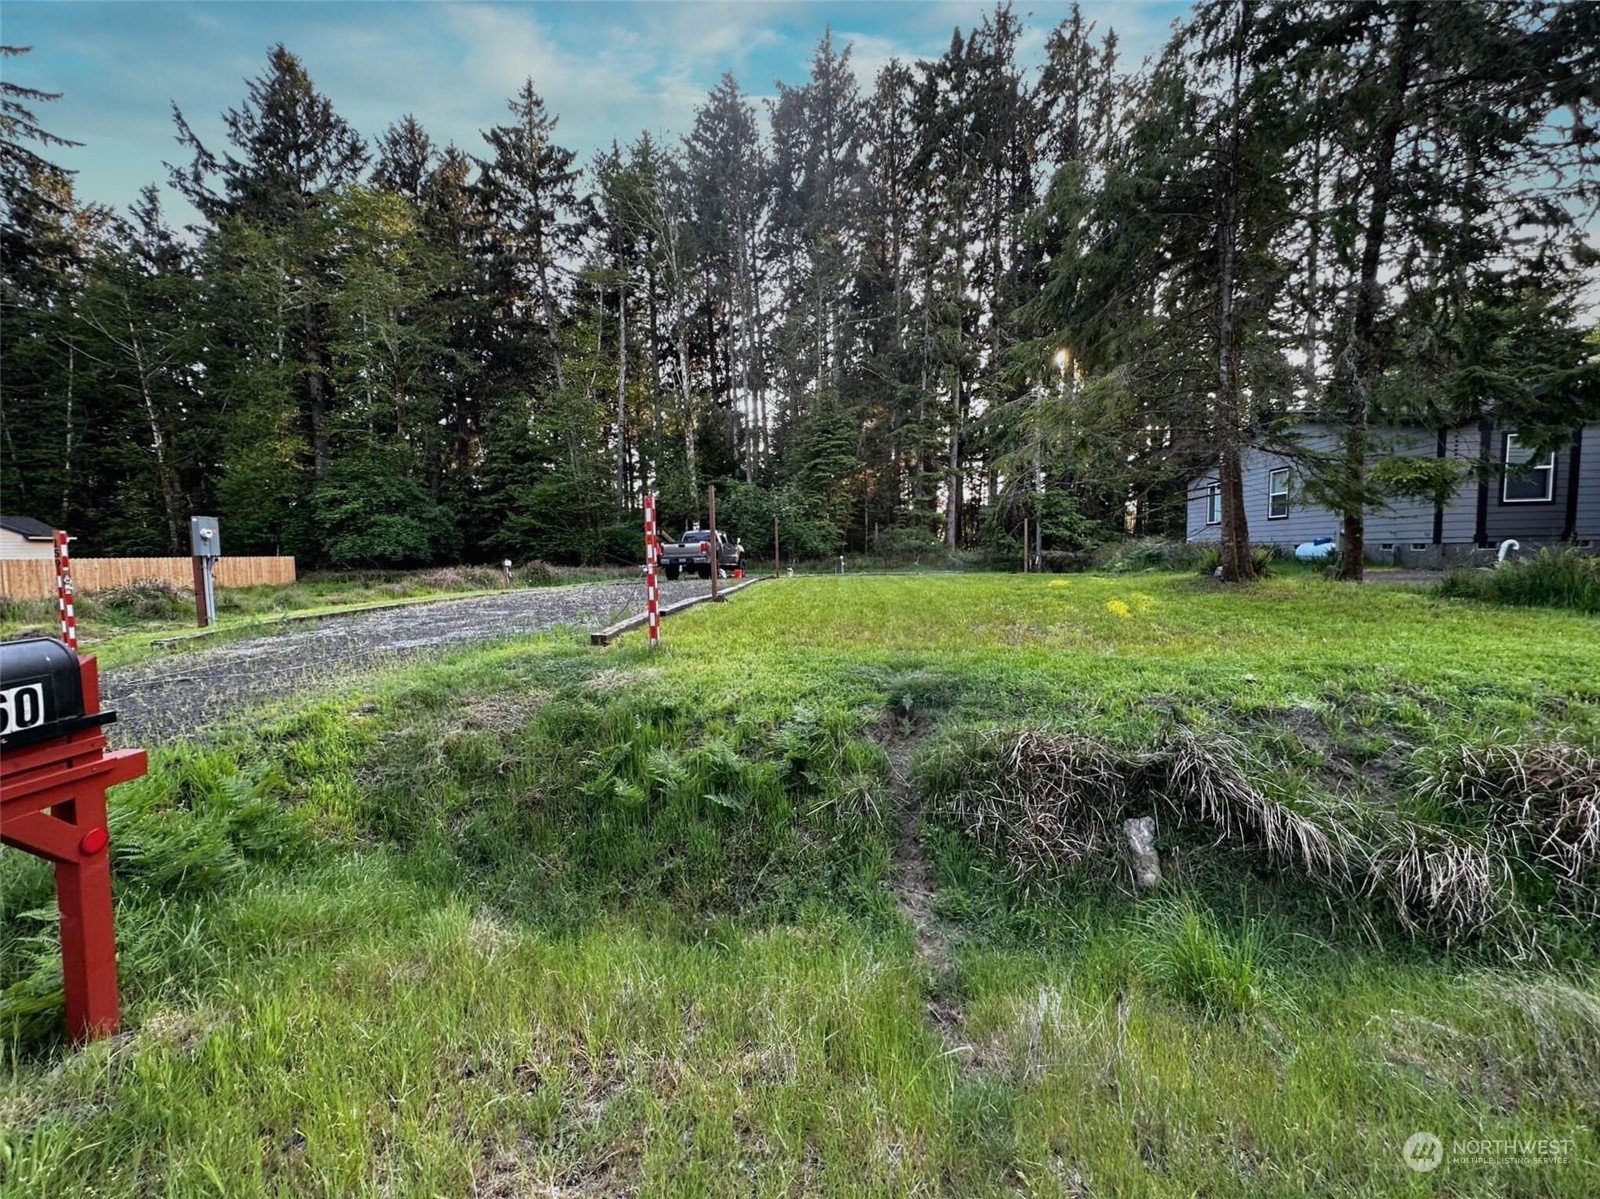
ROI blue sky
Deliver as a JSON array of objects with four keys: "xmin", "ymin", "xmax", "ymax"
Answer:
[{"xmin": 3, "ymin": 1, "xmax": 1186, "ymax": 224}]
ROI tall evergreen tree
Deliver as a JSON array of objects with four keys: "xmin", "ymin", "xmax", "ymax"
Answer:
[
  {"xmin": 168, "ymin": 43, "xmax": 368, "ymax": 529},
  {"xmin": 475, "ymin": 80, "xmax": 584, "ymax": 393}
]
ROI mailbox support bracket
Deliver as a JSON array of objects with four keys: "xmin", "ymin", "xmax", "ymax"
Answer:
[{"xmin": 0, "ymin": 654, "xmax": 146, "ymax": 1041}]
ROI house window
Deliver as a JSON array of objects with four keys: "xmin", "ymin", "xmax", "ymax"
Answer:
[
  {"xmin": 1267, "ymin": 468, "xmax": 1290, "ymax": 520},
  {"xmin": 1411, "ymin": 543, "xmax": 1428, "ymax": 552},
  {"xmin": 1206, "ymin": 486, "xmax": 1222, "ymax": 526},
  {"xmin": 1380, "ymin": 543, "xmax": 1394, "ymax": 551},
  {"xmin": 1502, "ymin": 434, "xmax": 1555, "ymax": 503}
]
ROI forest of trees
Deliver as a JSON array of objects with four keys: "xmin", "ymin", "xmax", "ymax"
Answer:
[{"xmin": 2, "ymin": 1, "xmax": 1596, "ymax": 580}]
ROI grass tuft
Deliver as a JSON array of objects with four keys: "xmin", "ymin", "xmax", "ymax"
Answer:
[
  {"xmin": 1437, "ymin": 547, "xmax": 1600, "ymax": 613},
  {"xmin": 1134, "ymin": 898, "xmax": 1281, "ymax": 1018}
]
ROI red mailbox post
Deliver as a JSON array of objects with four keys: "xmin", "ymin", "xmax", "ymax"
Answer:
[{"xmin": 0, "ymin": 640, "xmax": 146, "ymax": 1041}]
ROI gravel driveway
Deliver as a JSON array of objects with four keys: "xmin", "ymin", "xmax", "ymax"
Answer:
[{"xmin": 101, "ymin": 577, "xmax": 714, "ymax": 744}]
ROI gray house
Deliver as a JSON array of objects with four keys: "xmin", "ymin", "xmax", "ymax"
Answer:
[{"xmin": 1186, "ymin": 425, "xmax": 1600, "ymax": 565}]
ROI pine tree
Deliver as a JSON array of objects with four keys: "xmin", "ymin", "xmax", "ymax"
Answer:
[
  {"xmin": 373, "ymin": 115, "xmax": 436, "ymax": 204},
  {"xmin": 73, "ymin": 187, "xmax": 202, "ymax": 551},
  {"xmin": 169, "ymin": 45, "xmax": 368, "ymax": 498},
  {"xmin": 0, "ymin": 47, "xmax": 106, "ymax": 530},
  {"xmin": 475, "ymin": 80, "xmax": 584, "ymax": 393},
  {"xmin": 685, "ymin": 73, "xmax": 770, "ymax": 482}
]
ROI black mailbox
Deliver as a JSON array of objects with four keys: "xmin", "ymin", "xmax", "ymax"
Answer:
[{"xmin": 0, "ymin": 637, "xmax": 114, "ymax": 749}]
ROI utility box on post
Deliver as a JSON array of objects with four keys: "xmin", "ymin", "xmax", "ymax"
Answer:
[
  {"xmin": 190, "ymin": 515, "xmax": 221, "ymax": 627},
  {"xmin": 0, "ymin": 637, "xmax": 147, "ymax": 1041}
]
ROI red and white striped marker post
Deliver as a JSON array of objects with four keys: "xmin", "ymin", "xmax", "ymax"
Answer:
[
  {"xmin": 643, "ymin": 493, "xmax": 660, "ymax": 648},
  {"xmin": 53, "ymin": 529, "xmax": 78, "ymax": 650}
]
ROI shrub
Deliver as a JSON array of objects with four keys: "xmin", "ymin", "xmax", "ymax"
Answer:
[
  {"xmin": 312, "ymin": 460, "xmax": 460, "ymax": 568},
  {"xmin": 598, "ymin": 519, "xmax": 647, "ymax": 565},
  {"xmin": 712, "ymin": 481, "xmax": 842, "ymax": 560},
  {"xmin": 872, "ymin": 525, "xmax": 943, "ymax": 562},
  {"xmin": 1436, "ymin": 548, "xmax": 1600, "ymax": 614},
  {"xmin": 1099, "ymin": 538, "xmax": 1202, "ymax": 573},
  {"xmin": 1038, "ymin": 549, "xmax": 1089, "ymax": 573},
  {"xmin": 88, "ymin": 578, "xmax": 193, "ymax": 623},
  {"xmin": 1193, "ymin": 544, "xmax": 1276, "ymax": 578}
]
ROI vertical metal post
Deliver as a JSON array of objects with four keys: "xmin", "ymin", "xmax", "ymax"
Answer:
[
  {"xmin": 203, "ymin": 558, "xmax": 216, "ymax": 626},
  {"xmin": 707, "ymin": 484, "xmax": 721, "ymax": 602},
  {"xmin": 1022, "ymin": 516, "xmax": 1029, "ymax": 572},
  {"xmin": 52, "ymin": 530, "xmax": 77, "ymax": 649},
  {"xmin": 773, "ymin": 515, "xmax": 780, "ymax": 578},
  {"xmin": 644, "ymin": 493, "xmax": 660, "ymax": 647}
]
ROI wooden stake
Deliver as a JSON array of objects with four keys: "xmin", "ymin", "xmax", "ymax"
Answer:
[{"xmin": 708, "ymin": 484, "xmax": 721, "ymax": 602}]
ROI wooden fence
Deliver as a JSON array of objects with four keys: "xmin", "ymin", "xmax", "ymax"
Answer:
[{"xmin": 0, "ymin": 556, "xmax": 296, "ymax": 597}]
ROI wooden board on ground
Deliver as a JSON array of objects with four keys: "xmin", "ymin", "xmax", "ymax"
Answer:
[{"xmin": 589, "ymin": 576, "xmax": 769, "ymax": 646}]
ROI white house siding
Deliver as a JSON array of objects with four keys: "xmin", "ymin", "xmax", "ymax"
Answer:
[{"xmin": 0, "ymin": 529, "xmax": 56, "ymax": 560}]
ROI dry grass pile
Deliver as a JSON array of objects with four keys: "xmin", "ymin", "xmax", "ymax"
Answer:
[
  {"xmin": 1361, "ymin": 821, "xmax": 1516, "ymax": 940},
  {"xmin": 411, "ymin": 561, "xmax": 558, "ymax": 590},
  {"xmin": 924, "ymin": 725, "xmax": 1600, "ymax": 954},
  {"xmin": 87, "ymin": 578, "xmax": 193, "ymax": 622},
  {"xmin": 1417, "ymin": 740, "xmax": 1600, "ymax": 887},
  {"xmin": 921, "ymin": 727, "xmax": 1351, "ymax": 889},
  {"xmin": 1160, "ymin": 727, "xmax": 1348, "ymax": 881},
  {"xmin": 925, "ymin": 730, "xmax": 1129, "ymax": 880}
]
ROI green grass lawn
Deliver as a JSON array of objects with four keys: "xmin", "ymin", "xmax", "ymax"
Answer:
[{"xmin": 3, "ymin": 573, "xmax": 1598, "ymax": 1196}]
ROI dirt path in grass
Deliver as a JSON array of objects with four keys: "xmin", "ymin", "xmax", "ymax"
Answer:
[
  {"xmin": 100, "ymin": 578, "xmax": 715, "ymax": 745},
  {"xmin": 880, "ymin": 721, "xmax": 970, "ymax": 1050}
]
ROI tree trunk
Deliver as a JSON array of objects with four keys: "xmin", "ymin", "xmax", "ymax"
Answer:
[
  {"xmin": 616, "ymin": 274, "xmax": 629, "ymax": 510},
  {"xmin": 1218, "ymin": 445, "xmax": 1252, "ymax": 581},
  {"xmin": 946, "ymin": 366, "xmax": 962, "ymax": 549},
  {"xmin": 1215, "ymin": 12, "xmax": 1256, "ymax": 584},
  {"xmin": 1334, "ymin": 9, "xmax": 1416, "ymax": 582},
  {"xmin": 59, "ymin": 328, "xmax": 75, "ymax": 526},
  {"xmin": 303, "ymin": 301, "xmax": 330, "ymax": 482},
  {"xmin": 126, "ymin": 312, "xmax": 185, "ymax": 551},
  {"xmin": 536, "ymin": 254, "xmax": 565, "ymax": 391},
  {"xmin": 677, "ymin": 320, "xmax": 699, "ymax": 524}
]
